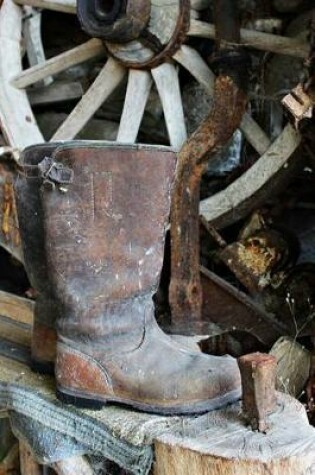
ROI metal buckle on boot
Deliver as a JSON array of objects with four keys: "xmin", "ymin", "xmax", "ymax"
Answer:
[{"xmin": 38, "ymin": 156, "xmax": 74, "ymax": 192}]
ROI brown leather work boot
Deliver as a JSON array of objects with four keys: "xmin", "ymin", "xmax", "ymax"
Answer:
[
  {"xmin": 40, "ymin": 142, "xmax": 241, "ymax": 415},
  {"xmin": 15, "ymin": 143, "xmax": 62, "ymax": 374}
]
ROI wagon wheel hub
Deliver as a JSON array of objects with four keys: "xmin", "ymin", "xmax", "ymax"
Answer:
[{"xmin": 78, "ymin": 0, "xmax": 191, "ymax": 69}]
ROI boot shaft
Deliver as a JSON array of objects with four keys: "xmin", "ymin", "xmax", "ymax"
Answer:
[
  {"xmin": 14, "ymin": 143, "xmax": 60, "ymax": 294},
  {"xmin": 41, "ymin": 143, "xmax": 176, "ymax": 338}
]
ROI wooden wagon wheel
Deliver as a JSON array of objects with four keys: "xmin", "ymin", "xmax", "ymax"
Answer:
[{"xmin": 0, "ymin": 0, "xmax": 309, "ymax": 230}]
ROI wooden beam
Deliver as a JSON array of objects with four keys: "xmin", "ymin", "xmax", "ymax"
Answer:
[
  {"xmin": 0, "ymin": 290, "xmax": 34, "ymax": 326},
  {"xmin": 188, "ymin": 20, "xmax": 309, "ymax": 58}
]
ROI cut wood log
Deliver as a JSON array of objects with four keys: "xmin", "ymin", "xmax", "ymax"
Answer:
[
  {"xmin": 188, "ymin": 20, "xmax": 309, "ymax": 58},
  {"xmin": 152, "ymin": 62, "xmax": 187, "ymax": 149},
  {"xmin": 52, "ymin": 58, "xmax": 126, "ymax": 140},
  {"xmin": 154, "ymin": 392, "xmax": 315, "ymax": 475},
  {"xmin": 200, "ymin": 123, "xmax": 301, "ymax": 228},
  {"xmin": 0, "ymin": 0, "xmax": 43, "ymax": 149},
  {"xmin": 19, "ymin": 441, "xmax": 41, "ymax": 475},
  {"xmin": 14, "ymin": 0, "xmax": 76, "ymax": 14},
  {"xmin": 12, "ymin": 39, "xmax": 105, "ymax": 89},
  {"xmin": 117, "ymin": 69, "xmax": 152, "ymax": 143},
  {"xmin": 270, "ymin": 336, "xmax": 311, "ymax": 397},
  {"xmin": 174, "ymin": 45, "xmax": 271, "ymax": 155}
]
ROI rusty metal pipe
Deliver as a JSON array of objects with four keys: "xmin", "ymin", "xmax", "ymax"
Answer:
[{"xmin": 169, "ymin": 0, "xmax": 249, "ymax": 330}]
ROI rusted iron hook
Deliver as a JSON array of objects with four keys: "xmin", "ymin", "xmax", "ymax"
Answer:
[
  {"xmin": 169, "ymin": 0, "xmax": 250, "ymax": 331},
  {"xmin": 77, "ymin": 0, "xmax": 151, "ymax": 43}
]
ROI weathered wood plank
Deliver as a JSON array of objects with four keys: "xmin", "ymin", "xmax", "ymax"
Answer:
[
  {"xmin": 0, "ymin": 316, "xmax": 31, "ymax": 347},
  {"xmin": 0, "ymin": 291, "xmax": 34, "ymax": 326},
  {"xmin": 52, "ymin": 58, "xmax": 126, "ymax": 140},
  {"xmin": 117, "ymin": 69, "xmax": 152, "ymax": 143},
  {"xmin": 152, "ymin": 62, "xmax": 187, "ymax": 149},
  {"xmin": 188, "ymin": 20, "xmax": 309, "ymax": 58},
  {"xmin": 12, "ymin": 39, "xmax": 105, "ymax": 89}
]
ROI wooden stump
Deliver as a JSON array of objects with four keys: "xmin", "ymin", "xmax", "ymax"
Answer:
[{"xmin": 154, "ymin": 393, "xmax": 315, "ymax": 475}]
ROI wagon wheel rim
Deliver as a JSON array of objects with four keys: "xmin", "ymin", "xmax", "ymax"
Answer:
[{"xmin": 0, "ymin": 0, "xmax": 307, "ymax": 231}]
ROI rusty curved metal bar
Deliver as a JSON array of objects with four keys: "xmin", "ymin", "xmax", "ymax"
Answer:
[{"xmin": 169, "ymin": 0, "xmax": 248, "ymax": 328}]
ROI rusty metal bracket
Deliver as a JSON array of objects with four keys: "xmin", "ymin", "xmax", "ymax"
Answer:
[{"xmin": 169, "ymin": 0, "xmax": 249, "ymax": 326}]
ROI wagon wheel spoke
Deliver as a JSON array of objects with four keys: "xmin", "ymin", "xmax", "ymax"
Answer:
[
  {"xmin": 12, "ymin": 39, "xmax": 105, "ymax": 89},
  {"xmin": 15, "ymin": 0, "xmax": 76, "ymax": 14},
  {"xmin": 117, "ymin": 69, "xmax": 152, "ymax": 143},
  {"xmin": 152, "ymin": 62, "xmax": 187, "ymax": 149},
  {"xmin": 52, "ymin": 57, "xmax": 126, "ymax": 141}
]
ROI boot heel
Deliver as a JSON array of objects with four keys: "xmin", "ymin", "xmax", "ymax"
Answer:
[
  {"xmin": 31, "ymin": 358, "xmax": 54, "ymax": 375},
  {"xmin": 55, "ymin": 343, "xmax": 113, "ymax": 410}
]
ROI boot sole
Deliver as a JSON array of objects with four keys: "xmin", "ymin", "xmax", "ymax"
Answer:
[{"xmin": 56, "ymin": 385, "xmax": 241, "ymax": 416}]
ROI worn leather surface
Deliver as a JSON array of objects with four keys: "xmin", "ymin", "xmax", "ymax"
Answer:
[
  {"xmin": 14, "ymin": 144, "xmax": 61, "ymax": 365},
  {"xmin": 41, "ymin": 142, "xmax": 241, "ymax": 413}
]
